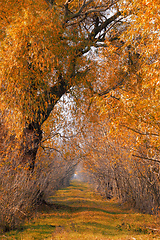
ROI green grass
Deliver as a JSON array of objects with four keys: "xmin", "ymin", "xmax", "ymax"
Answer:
[{"xmin": 1, "ymin": 180, "xmax": 160, "ymax": 239}]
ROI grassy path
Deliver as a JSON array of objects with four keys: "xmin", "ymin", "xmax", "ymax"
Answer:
[{"xmin": 1, "ymin": 181, "xmax": 160, "ymax": 240}]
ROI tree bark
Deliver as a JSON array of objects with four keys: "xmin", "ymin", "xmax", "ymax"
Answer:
[
  {"xmin": 20, "ymin": 75, "xmax": 69, "ymax": 171},
  {"xmin": 20, "ymin": 123, "xmax": 42, "ymax": 171}
]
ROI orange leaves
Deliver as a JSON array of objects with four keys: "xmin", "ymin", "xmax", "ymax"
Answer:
[
  {"xmin": 120, "ymin": 0, "xmax": 160, "ymax": 88},
  {"xmin": 1, "ymin": 3, "xmax": 66, "ymax": 127},
  {"xmin": 1, "ymin": 0, "xmax": 159, "ymax": 157}
]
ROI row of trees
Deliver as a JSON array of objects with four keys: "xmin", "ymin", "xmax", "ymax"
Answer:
[
  {"xmin": 80, "ymin": 108, "xmax": 160, "ymax": 214},
  {"xmin": 0, "ymin": 0, "xmax": 159, "ymax": 231}
]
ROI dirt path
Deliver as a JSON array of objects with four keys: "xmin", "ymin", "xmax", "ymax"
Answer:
[{"xmin": 1, "ymin": 181, "xmax": 160, "ymax": 239}]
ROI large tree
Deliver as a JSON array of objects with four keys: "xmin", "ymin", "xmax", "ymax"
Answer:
[
  {"xmin": 1, "ymin": 0, "xmax": 124, "ymax": 169},
  {"xmin": 1, "ymin": 0, "xmax": 159, "ymax": 170}
]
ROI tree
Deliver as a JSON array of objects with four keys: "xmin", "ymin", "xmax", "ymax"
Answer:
[
  {"xmin": 1, "ymin": 0, "xmax": 124, "ymax": 170},
  {"xmin": 0, "ymin": 0, "xmax": 159, "ymax": 229}
]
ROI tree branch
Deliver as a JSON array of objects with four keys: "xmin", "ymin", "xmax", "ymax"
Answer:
[
  {"xmin": 97, "ymin": 73, "xmax": 127, "ymax": 97},
  {"xmin": 121, "ymin": 125, "xmax": 159, "ymax": 137},
  {"xmin": 89, "ymin": 11, "xmax": 121, "ymax": 39},
  {"xmin": 133, "ymin": 154, "xmax": 160, "ymax": 163},
  {"xmin": 39, "ymin": 76, "xmax": 69, "ymax": 126}
]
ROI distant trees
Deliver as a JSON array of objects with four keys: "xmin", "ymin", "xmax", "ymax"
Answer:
[
  {"xmin": 81, "ymin": 112, "xmax": 160, "ymax": 213},
  {"xmin": 78, "ymin": 0, "xmax": 160, "ymax": 214}
]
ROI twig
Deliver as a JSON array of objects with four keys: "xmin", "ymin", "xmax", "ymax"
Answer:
[
  {"xmin": 132, "ymin": 154, "xmax": 160, "ymax": 163},
  {"xmin": 121, "ymin": 125, "xmax": 159, "ymax": 137}
]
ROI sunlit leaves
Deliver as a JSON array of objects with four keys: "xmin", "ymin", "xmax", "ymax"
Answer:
[{"xmin": 1, "ymin": 3, "xmax": 67, "ymax": 127}]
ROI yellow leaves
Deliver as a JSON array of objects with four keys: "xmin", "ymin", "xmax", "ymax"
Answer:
[
  {"xmin": 90, "ymin": 0, "xmax": 160, "ymax": 157},
  {"xmin": 0, "ymin": 0, "xmax": 159, "ymax": 172},
  {"xmin": 1, "ymin": 4, "xmax": 67, "ymax": 125},
  {"xmin": 122, "ymin": 0, "xmax": 160, "ymax": 64}
]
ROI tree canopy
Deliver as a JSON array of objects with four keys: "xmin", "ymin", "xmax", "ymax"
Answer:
[
  {"xmin": 0, "ymin": 0, "xmax": 160, "ymax": 230},
  {"xmin": 1, "ymin": 0, "xmax": 159, "ymax": 130}
]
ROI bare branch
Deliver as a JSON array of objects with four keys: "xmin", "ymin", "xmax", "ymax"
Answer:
[
  {"xmin": 133, "ymin": 154, "xmax": 160, "ymax": 163},
  {"xmin": 121, "ymin": 125, "xmax": 159, "ymax": 137},
  {"xmin": 98, "ymin": 73, "xmax": 127, "ymax": 97},
  {"xmin": 90, "ymin": 11, "xmax": 121, "ymax": 38},
  {"xmin": 65, "ymin": 0, "xmax": 93, "ymax": 20},
  {"xmin": 96, "ymin": 17, "xmax": 124, "ymax": 41},
  {"xmin": 40, "ymin": 145, "xmax": 64, "ymax": 157}
]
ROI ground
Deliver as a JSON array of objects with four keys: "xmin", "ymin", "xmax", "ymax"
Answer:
[{"xmin": 1, "ymin": 180, "xmax": 160, "ymax": 239}]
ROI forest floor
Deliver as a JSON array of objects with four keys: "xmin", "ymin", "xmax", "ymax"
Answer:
[{"xmin": 1, "ymin": 180, "xmax": 160, "ymax": 240}]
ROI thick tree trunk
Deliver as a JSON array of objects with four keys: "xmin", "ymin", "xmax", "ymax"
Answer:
[
  {"xmin": 20, "ymin": 123, "xmax": 42, "ymax": 171},
  {"xmin": 20, "ymin": 77, "xmax": 68, "ymax": 171}
]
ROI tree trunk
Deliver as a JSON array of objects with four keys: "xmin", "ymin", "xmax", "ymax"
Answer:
[
  {"xmin": 20, "ymin": 123, "xmax": 42, "ymax": 171},
  {"xmin": 19, "ymin": 77, "xmax": 68, "ymax": 171}
]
